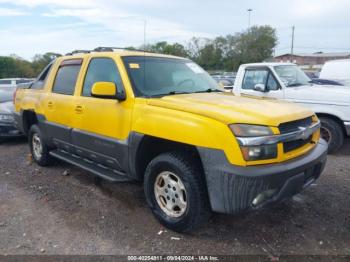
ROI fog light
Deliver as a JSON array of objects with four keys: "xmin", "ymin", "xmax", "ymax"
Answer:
[
  {"xmin": 241, "ymin": 144, "xmax": 277, "ymax": 161},
  {"xmin": 252, "ymin": 189, "xmax": 277, "ymax": 207}
]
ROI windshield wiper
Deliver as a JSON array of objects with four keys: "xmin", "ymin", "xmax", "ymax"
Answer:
[
  {"xmin": 168, "ymin": 91, "xmax": 191, "ymax": 95},
  {"xmin": 194, "ymin": 88, "xmax": 223, "ymax": 93},
  {"xmin": 149, "ymin": 91, "xmax": 190, "ymax": 98},
  {"xmin": 287, "ymin": 83, "xmax": 304, "ymax": 87},
  {"xmin": 149, "ymin": 89, "xmax": 222, "ymax": 98}
]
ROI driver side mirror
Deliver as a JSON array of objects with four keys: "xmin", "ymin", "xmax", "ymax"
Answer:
[
  {"xmin": 253, "ymin": 84, "xmax": 267, "ymax": 92},
  {"xmin": 91, "ymin": 82, "xmax": 126, "ymax": 101}
]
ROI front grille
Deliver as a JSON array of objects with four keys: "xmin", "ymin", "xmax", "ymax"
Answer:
[
  {"xmin": 279, "ymin": 117, "xmax": 314, "ymax": 153},
  {"xmin": 279, "ymin": 117, "xmax": 313, "ymax": 134}
]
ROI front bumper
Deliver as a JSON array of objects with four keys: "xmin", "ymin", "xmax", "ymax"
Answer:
[
  {"xmin": 344, "ymin": 121, "xmax": 350, "ymax": 136},
  {"xmin": 197, "ymin": 139, "xmax": 328, "ymax": 214},
  {"xmin": 0, "ymin": 122, "xmax": 21, "ymax": 138}
]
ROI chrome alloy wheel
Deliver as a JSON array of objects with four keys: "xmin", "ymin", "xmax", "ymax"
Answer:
[
  {"xmin": 154, "ymin": 171, "xmax": 187, "ymax": 218},
  {"xmin": 32, "ymin": 133, "xmax": 43, "ymax": 160}
]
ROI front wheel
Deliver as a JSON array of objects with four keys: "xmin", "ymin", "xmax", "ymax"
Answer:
[
  {"xmin": 144, "ymin": 151, "xmax": 211, "ymax": 233},
  {"xmin": 28, "ymin": 125, "xmax": 53, "ymax": 166},
  {"xmin": 320, "ymin": 117, "xmax": 344, "ymax": 154}
]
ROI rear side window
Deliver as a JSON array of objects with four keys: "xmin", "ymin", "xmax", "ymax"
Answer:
[
  {"xmin": 82, "ymin": 58, "xmax": 124, "ymax": 97},
  {"xmin": 52, "ymin": 59, "xmax": 82, "ymax": 95},
  {"xmin": 0, "ymin": 80, "xmax": 12, "ymax": 85},
  {"xmin": 31, "ymin": 63, "xmax": 53, "ymax": 90},
  {"xmin": 16, "ymin": 80, "xmax": 29, "ymax": 84}
]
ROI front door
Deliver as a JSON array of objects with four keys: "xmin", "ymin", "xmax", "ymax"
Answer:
[
  {"xmin": 71, "ymin": 56, "xmax": 133, "ymax": 172},
  {"xmin": 240, "ymin": 67, "xmax": 284, "ymax": 99}
]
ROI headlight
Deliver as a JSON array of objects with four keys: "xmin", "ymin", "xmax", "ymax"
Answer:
[
  {"xmin": 230, "ymin": 124, "xmax": 277, "ymax": 161},
  {"xmin": 0, "ymin": 114, "xmax": 14, "ymax": 122},
  {"xmin": 230, "ymin": 124, "xmax": 273, "ymax": 137}
]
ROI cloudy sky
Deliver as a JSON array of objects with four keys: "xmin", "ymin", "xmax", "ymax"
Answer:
[{"xmin": 0, "ymin": 0, "xmax": 349, "ymax": 60}]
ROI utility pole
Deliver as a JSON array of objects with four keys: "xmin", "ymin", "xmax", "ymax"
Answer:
[
  {"xmin": 247, "ymin": 9, "xmax": 253, "ymax": 28},
  {"xmin": 291, "ymin": 26, "xmax": 295, "ymax": 62},
  {"xmin": 143, "ymin": 19, "xmax": 147, "ymax": 48}
]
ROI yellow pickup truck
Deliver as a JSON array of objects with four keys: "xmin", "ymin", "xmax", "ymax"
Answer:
[{"xmin": 14, "ymin": 47, "xmax": 328, "ymax": 232}]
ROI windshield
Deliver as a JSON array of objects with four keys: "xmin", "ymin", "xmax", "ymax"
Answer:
[
  {"xmin": 274, "ymin": 65, "xmax": 311, "ymax": 87},
  {"xmin": 123, "ymin": 56, "xmax": 222, "ymax": 97}
]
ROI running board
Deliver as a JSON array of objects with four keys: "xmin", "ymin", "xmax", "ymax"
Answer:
[{"xmin": 49, "ymin": 150, "xmax": 132, "ymax": 183}]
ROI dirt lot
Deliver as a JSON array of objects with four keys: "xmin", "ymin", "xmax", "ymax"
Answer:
[{"xmin": 0, "ymin": 139, "xmax": 349, "ymax": 257}]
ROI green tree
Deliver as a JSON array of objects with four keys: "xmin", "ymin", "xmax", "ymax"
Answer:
[
  {"xmin": 31, "ymin": 52, "xmax": 61, "ymax": 75},
  {"xmin": 0, "ymin": 56, "xmax": 17, "ymax": 78},
  {"xmin": 186, "ymin": 26, "xmax": 277, "ymax": 71},
  {"xmin": 0, "ymin": 56, "xmax": 35, "ymax": 78},
  {"xmin": 145, "ymin": 41, "xmax": 189, "ymax": 57},
  {"xmin": 229, "ymin": 25, "xmax": 277, "ymax": 70}
]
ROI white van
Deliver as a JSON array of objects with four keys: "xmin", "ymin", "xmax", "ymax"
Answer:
[{"xmin": 320, "ymin": 59, "xmax": 350, "ymax": 86}]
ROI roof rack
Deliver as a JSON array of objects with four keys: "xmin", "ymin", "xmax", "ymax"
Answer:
[
  {"xmin": 94, "ymin": 46, "xmax": 153, "ymax": 53},
  {"xmin": 65, "ymin": 50, "xmax": 91, "ymax": 56},
  {"xmin": 65, "ymin": 47, "xmax": 158, "ymax": 56}
]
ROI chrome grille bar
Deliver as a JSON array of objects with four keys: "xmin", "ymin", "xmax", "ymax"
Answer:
[{"xmin": 236, "ymin": 121, "xmax": 320, "ymax": 147}]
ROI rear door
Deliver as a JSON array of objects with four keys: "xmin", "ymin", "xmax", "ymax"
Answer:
[
  {"xmin": 43, "ymin": 59, "xmax": 83, "ymax": 152},
  {"xmin": 240, "ymin": 67, "xmax": 284, "ymax": 99},
  {"xmin": 71, "ymin": 56, "xmax": 133, "ymax": 171}
]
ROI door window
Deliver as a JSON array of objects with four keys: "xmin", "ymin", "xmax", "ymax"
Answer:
[
  {"xmin": 242, "ymin": 70, "xmax": 268, "ymax": 90},
  {"xmin": 82, "ymin": 58, "xmax": 124, "ymax": 97},
  {"xmin": 242, "ymin": 69, "xmax": 280, "ymax": 91},
  {"xmin": 52, "ymin": 60, "xmax": 82, "ymax": 95}
]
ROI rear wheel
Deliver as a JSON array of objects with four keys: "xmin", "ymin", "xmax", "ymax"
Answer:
[
  {"xmin": 144, "ymin": 151, "xmax": 211, "ymax": 233},
  {"xmin": 28, "ymin": 125, "xmax": 53, "ymax": 166},
  {"xmin": 320, "ymin": 117, "xmax": 344, "ymax": 154}
]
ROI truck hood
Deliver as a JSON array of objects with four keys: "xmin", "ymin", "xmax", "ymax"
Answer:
[
  {"xmin": 286, "ymin": 84, "xmax": 350, "ymax": 106},
  {"xmin": 147, "ymin": 92, "xmax": 313, "ymax": 127}
]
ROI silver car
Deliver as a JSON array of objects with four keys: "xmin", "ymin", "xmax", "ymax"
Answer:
[{"xmin": 0, "ymin": 78, "xmax": 33, "ymax": 141}]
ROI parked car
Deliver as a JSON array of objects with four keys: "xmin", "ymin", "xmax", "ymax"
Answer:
[
  {"xmin": 0, "ymin": 90, "xmax": 21, "ymax": 141},
  {"xmin": 14, "ymin": 49, "xmax": 327, "ymax": 232},
  {"xmin": 233, "ymin": 63, "xmax": 350, "ymax": 153},
  {"xmin": 0, "ymin": 78, "xmax": 34, "ymax": 90},
  {"xmin": 320, "ymin": 59, "xmax": 350, "ymax": 86},
  {"xmin": 211, "ymin": 73, "xmax": 236, "ymax": 90},
  {"xmin": 0, "ymin": 78, "xmax": 33, "ymax": 141},
  {"xmin": 213, "ymin": 77, "xmax": 234, "ymax": 90},
  {"xmin": 304, "ymin": 71, "xmax": 319, "ymax": 79}
]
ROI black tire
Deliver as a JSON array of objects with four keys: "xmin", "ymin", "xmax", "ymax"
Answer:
[
  {"xmin": 320, "ymin": 117, "xmax": 344, "ymax": 154},
  {"xmin": 144, "ymin": 151, "xmax": 211, "ymax": 233},
  {"xmin": 28, "ymin": 124, "xmax": 53, "ymax": 166}
]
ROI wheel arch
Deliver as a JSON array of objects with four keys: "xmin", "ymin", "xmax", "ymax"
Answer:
[
  {"xmin": 131, "ymin": 133, "xmax": 206, "ymax": 183},
  {"xmin": 21, "ymin": 110, "xmax": 38, "ymax": 136},
  {"xmin": 317, "ymin": 113, "xmax": 347, "ymax": 137}
]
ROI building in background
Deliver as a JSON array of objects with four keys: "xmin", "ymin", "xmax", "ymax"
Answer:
[{"xmin": 273, "ymin": 52, "xmax": 350, "ymax": 72}]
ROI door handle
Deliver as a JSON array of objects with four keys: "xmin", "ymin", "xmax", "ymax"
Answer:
[
  {"xmin": 48, "ymin": 101, "xmax": 53, "ymax": 108},
  {"xmin": 75, "ymin": 105, "xmax": 84, "ymax": 114}
]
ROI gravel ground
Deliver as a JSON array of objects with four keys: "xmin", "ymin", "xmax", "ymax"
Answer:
[{"xmin": 0, "ymin": 138, "xmax": 349, "ymax": 256}]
